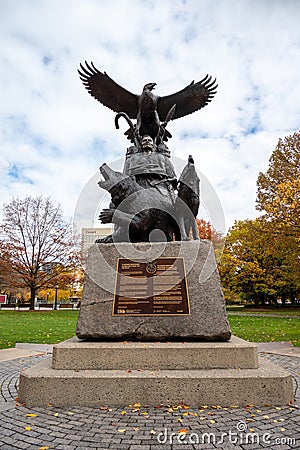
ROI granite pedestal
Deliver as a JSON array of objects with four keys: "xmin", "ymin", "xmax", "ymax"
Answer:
[
  {"xmin": 76, "ymin": 241, "xmax": 231, "ymax": 341},
  {"xmin": 18, "ymin": 241, "xmax": 293, "ymax": 407}
]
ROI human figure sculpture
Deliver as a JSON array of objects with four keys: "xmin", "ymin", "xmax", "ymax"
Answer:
[
  {"xmin": 97, "ymin": 137, "xmax": 200, "ymax": 243},
  {"xmin": 123, "ymin": 135, "xmax": 177, "ymax": 198}
]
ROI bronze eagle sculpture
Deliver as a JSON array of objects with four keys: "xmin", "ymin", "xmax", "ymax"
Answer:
[{"xmin": 78, "ymin": 61, "xmax": 217, "ymax": 144}]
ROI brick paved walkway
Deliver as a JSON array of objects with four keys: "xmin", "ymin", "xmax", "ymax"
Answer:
[{"xmin": 0, "ymin": 352, "xmax": 299, "ymax": 449}]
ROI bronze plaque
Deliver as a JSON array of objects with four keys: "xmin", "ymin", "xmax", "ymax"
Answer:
[{"xmin": 113, "ymin": 257, "xmax": 190, "ymax": 316}]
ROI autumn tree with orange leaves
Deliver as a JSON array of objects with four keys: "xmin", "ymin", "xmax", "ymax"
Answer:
[
  {"xmin": 0, "ymin": 196, "xmax": 80, "ymax": 310},
  {"xmin": 220, "ymin": 132, "xmax": 300, "ymax": 306}
]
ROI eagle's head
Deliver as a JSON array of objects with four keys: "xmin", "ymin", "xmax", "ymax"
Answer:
[{"xmin": 143, "ymin": 82, "xmax": 156, "ymax": 92}]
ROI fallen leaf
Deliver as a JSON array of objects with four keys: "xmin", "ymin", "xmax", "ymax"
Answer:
[
  {"xmin": 117, "ymin": 429, "xmax": 126, "ymax": 433},
  {"xmin": 280, "ymin": 428, "xmax": 286, "ymax": 432},
  {"xmin": 53, "ymin": 413, "xmax": 59, "ymax": 417},
  {"xmin": 263, "ymin": 415, "xmax": 270, "ymax": 419},
  {"xmin": 182, "ymin": 412, "xmax": 189, "ymax": 417},
  {"xmin": 133, "ymin": 403, "xmax": 141, "ymax": 408},
  {"xmin": 25, "ymin": 426, "xmax": 31, "ymax": 431},
  {"xmin": 177, "ymin": 428, "xmax": 188, "ymax": 434},
  {"xmin": 209, "ymin": 419, "xmax": 216, "ymax": 424},
  {"xmin": 133, "ymin": 427, "xmax": 139, "ymax": 431},
  {"xmin": 121, "ymin": 411, "xmax": 127, "ymax": 415},
  {"xmin": 150, "ymin": 430, "xmax": 157, "ymax": 435},
  {"xmin": 178, "ymin": 418, "xmax": 183, "ymax": 423},
  {"xmin": 68, "ymin": 412, "xmax": 74, "ymax": 415},
  {"xmin": 39, "ymin": 447, "xmax": 49, "ymax": 450},
  {"xmin": 275, "ymin": 407, "xmax": 281, "ymax": 410},
  {"xmin": 26, "ymin": 413, "xmax": 37, "ymax": 417},
  {"xmin": 249, "ymin": 428, "xmax": 255, "ymax": 433},
  {"xmin": 279, "ymin": 418, "xmax": 285, "ymax": 422}
]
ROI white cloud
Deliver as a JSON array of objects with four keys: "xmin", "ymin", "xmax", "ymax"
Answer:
[{"xmin": 0, "ymin": 0, "xmax": 299, "ymax": 232}]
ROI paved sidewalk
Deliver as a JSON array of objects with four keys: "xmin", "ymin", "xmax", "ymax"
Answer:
[
  {"xmin": 0, "ymin": 345, "xmax": 299, "ymax": 449},
  {"xmin": 257, "ymin": 342, "xmax": 300, "ymax": 358},
  {"xmin": 0, "ymin": 343, "xmax": 53, "ymax": 362}
]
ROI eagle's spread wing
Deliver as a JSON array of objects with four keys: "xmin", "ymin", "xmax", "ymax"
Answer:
[
  {"xmin": 157, "ymin": 75, "xmax": 217, "ymax": 121},
  {"xmin": 78, "ymin": 62, "xmax": 139, "ymax": 119}
]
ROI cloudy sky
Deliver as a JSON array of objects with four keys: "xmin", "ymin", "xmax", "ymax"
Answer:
[{"xmin": 1, "ymin": 0, "xmax": 299, "ymax": 234}]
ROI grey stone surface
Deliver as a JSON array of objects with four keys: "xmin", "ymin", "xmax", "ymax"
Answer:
[
  {"xmin": 257, "ymin": 341, "xmax": 300, "ymax": 357},
  {"xmin": 52, "ymin": 335, "xmax": 258, "ymax": 370},
  {"xmin": 16, "ymin": 343, "xmax": 53, "ymax": 354},
  {"xmin": 76, "ymin": 240, "xmax": 231, "ymax": 340},
  {"xmin": 18, "ymin": 355, "xmax": 293, "ymax": 407},
  {"xmin": 2, "ymin": 349, "xmax": 299, "ymax": 450},
  {"xmin": 0, "ymin": 348, "xmax": 43, "ymax": 362}
]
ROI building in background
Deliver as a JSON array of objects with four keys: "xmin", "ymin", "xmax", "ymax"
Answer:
[{"xmin": 81, "ymin": 227, "xmax": 113, "ymax": 253}]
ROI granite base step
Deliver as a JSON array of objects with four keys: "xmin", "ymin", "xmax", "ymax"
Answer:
[
  {"xmin": 19, "ymin": 357, "xmax": 293, "ymax": 407},
  {"xmin": 52, "ymin": 336, "xmax": 258, "ymax": 370}
]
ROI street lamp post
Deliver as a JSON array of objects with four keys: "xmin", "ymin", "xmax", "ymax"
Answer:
[{"xmin": 54, "ymin": 285, "xmax": 58, "ymax": 310}]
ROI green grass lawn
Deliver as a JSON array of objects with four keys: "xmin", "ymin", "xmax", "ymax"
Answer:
[
  {"xmin": 227, "ymin": 306, "xmax": 300, "ymax": 316},
  {"xmin": 228, "ymin": 315, "xmax": 300, "ymax": 346},
  {"xmin": 0, "ymin": 310, "xmax": 299, "ymax": 349},
  {"xmin": 0, "ymin": 310, "xmax": 79, "ymax": 349}
]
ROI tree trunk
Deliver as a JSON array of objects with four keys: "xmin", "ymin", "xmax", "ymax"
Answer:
[
  {"xmin": 290, "ymin": 291, "xmax": 296, "ymax": 305},
  {"xmin": 254, "ymin": 292, "xmax": 260, "ymax": 308},
  {"xmin": 29, "ymin": 285, "xmax": 36, "ymax": 311}
]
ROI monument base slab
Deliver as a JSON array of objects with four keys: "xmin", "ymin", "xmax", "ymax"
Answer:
[
  {"xmin": 52, "ymin": 336, "xmax": 258, "ymax": 370},
  {"xmin": 19, "ymin": 337, "xmax": 294, "ymax": 407}
]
